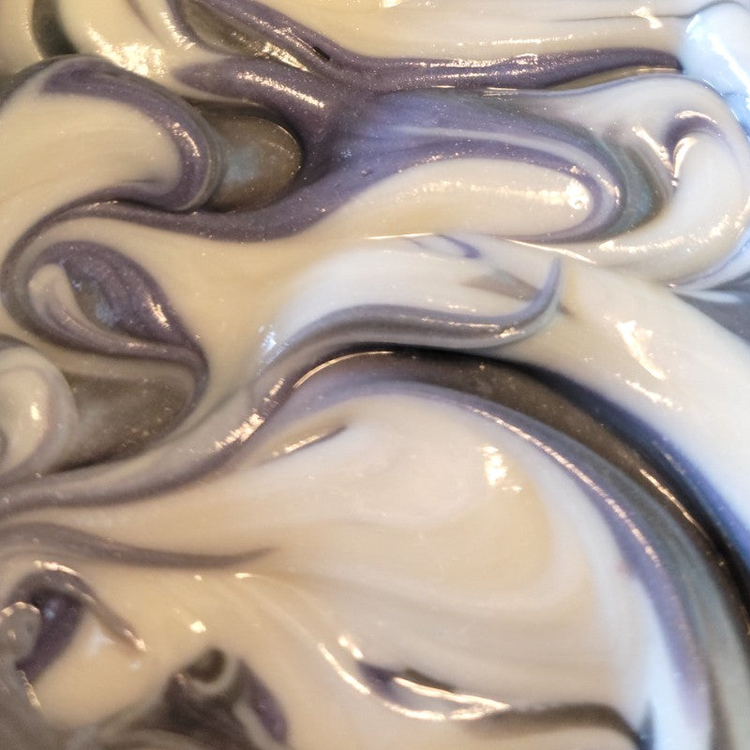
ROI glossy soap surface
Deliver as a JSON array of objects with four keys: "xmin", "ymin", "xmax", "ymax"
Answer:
[{"xmin": 1, "ymin": 1, "xmax": 750, "ymax": 748}]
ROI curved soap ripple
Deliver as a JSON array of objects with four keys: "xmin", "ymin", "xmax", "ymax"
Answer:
[
  {"xmin": 15, "ymin": 0, "xmax": 681, "ymax": 89},
  {"xmin": 5, "ymin": 0, "xmax": 748, "ymax": 132},
  {"xmin": 257, "ymin": 235, "xmax": 750, "ymax": 584},
  {"xmin": 0, "ymin": 359, "xmax": 749, "ymax": 748},
  {"xmin": 3, "ymin": 0, "xmax": 750, "ymax": 135},
  {"xmin": 8, "ymin": 218, "xmax": 750, "ymax": 586},
  {"xmin": 4, "ymin": 54, "xmax": 749, "ymax": 286},
  {"xmin": 0, "ymin": 232, "xmax": 748, "ymax": 748},
  {"xmin": 0, "ymin": 58, "xmax": 215, "ymax": 466}
]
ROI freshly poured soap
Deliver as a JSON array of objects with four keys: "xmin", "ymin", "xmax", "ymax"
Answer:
[{"xmin": 1, "ymin": 1, "xmax": 750, "ymax": 748}]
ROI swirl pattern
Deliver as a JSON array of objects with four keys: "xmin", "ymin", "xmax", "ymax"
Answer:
[{"xmin": 0, "ymin": 1, "xmax": 750, "ymax": 749}]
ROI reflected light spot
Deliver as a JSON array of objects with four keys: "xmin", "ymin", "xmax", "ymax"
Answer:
[
  {"xmin": 239, "ymin": 71, "xmax": 325, "ymax": 109},
  {"xmin": 214, "ymin": 412, "xmax": 264, "ymax": 450},
  {"xmin": 282, "ymin": 433, "xmax": 329, "ymax": 457},
  {"xmin": 87, "ymin": 30, "xmax": 166, "ymax": 78},
  {"xmin": 564, "ymin": 179, "xmax": 589, "ymax": 210},
  {"xmin": 318, "ymin": 644, "xmax": 371, "ymax": 696},
  {"xmin": 631, "ymin": 125, "xmax": 671, "ymax": 169},
  {"xmin": 482, "ymin": 445, "xmax": 508, "ymax": 486},
  {"xmin": 394, "ymin": 675, "xmax": 509, "ymax": 719},
  {"xmin": 632, "ymin": 6, "xmax": 663, "ymax": 29},
  {"xmin": 624, "ymin": 379, "xmax": 678, "ymax": 410},
  {"xmin": 616, "ymin": 320, "xmax": 667, "ymax": 381},
  {"xmin": 338, "ymin": 634, "xmax": 364, "ymax": 660},
  {"xmin": 148, "ymin": 301, "xmax": 169, "ymax": 328}
]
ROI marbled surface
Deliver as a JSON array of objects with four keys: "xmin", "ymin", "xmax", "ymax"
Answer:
[{"xmin": 1, "ymin": 1, "xmax": 750, "ymax": 748}]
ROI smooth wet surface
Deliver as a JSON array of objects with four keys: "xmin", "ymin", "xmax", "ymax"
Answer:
[{"xmin": 1, "ymin": 1, "xmax": 750, "ymax": 748}]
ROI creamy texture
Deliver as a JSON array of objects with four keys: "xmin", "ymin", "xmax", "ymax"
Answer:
[{"xmin": 1, "ymin": 1, "xmax": 750, "ymax": 749}]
